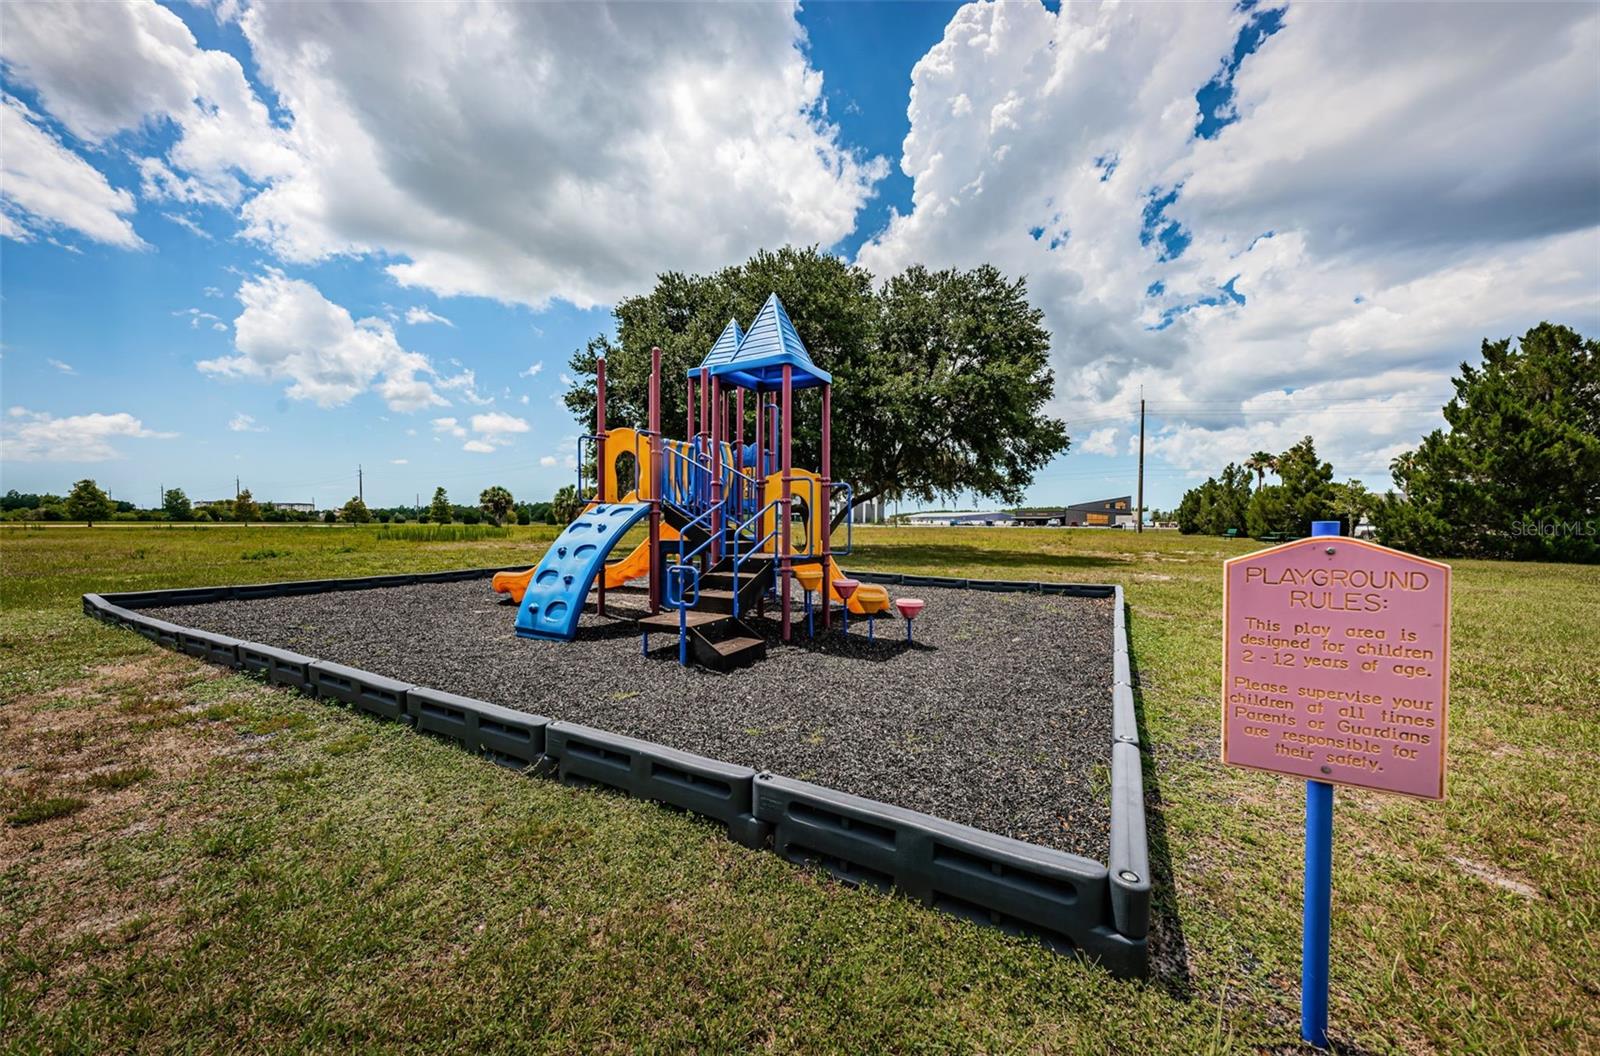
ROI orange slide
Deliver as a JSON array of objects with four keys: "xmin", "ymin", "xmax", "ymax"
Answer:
[{"xmin": 491, "ymin": 493, "xmax": 677, "ymax": 604}]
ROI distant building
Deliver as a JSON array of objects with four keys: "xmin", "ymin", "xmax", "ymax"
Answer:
[
  {"xmin": 903, "ymin": 510, "xmax": 1015, "ymax": 527},
  {"xmin": 1010, "ymin": 496, "xmax": 1134, "ymax": 528},
  {"xmin": 850, "ymin": 495, "xmax": 887, "ymax": 524},
  {"xmin": 267, "ymin": 501, "xmax": 317, "ymax": 513}
]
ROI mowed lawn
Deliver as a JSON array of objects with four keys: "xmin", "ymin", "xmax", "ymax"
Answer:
[{"xmin": 1, "ymin": 524, "xmax": 1595, "ymax": 1054}]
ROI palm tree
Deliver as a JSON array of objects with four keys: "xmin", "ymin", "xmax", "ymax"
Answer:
[{"xmin": 1245, "ymin": 450, "xmax": 1277, "ymax": 490}]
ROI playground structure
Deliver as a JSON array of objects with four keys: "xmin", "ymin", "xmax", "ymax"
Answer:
[{"xmin": 493, "ymin": 294, "xmax": 895, "ymax": 669}]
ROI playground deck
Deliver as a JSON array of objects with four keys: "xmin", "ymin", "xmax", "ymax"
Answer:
[{"xmin": 152, "ymin": 580, "xmax": 1116, "ymax": 860}]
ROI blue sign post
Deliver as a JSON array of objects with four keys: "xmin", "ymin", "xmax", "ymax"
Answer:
[{"xmin": 1301, "ymin": 518, "xmax": 1341, "ymax": 1048}]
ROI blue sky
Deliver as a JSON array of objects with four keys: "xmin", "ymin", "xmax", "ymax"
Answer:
[{"xmin": 3, "ymin": 1, "xmax": 1597, "ymax": 513}]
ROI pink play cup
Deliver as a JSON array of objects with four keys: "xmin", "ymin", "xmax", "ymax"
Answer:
[
  {"xmin": 895, "ymin": 598, "xmax": 925, "ymax": 620},
  {"xmin": 832, "ymin": 578, "xmax": 859, "ymax": 599}
]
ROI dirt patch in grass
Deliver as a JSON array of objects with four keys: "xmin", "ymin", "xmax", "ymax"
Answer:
[
  {"xmin": 0, "ymin": 649, "xmax": 289, "ymax": 1015},
  {"xmin": 1449, "ymin": 856, "xmax": 1542, "ymax": 900}
]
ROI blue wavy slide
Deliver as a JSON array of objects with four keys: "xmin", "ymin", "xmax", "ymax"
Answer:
[{"xmin": 514, "ymin": 502, "xmax": 652, "ymax": 641}]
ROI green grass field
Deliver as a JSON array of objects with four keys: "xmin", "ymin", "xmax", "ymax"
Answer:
[{"xmin": 2, "ymin": 524, "xmax": 1595, "ymax": 1053}]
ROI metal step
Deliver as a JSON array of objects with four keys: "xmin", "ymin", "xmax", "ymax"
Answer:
[
  {"xmin": 694, "ymin": 588, "xmax": 739, "ymax": 614},
  {"xmin": 706, "ymin": 636, "xmax": 766, "ymax": 668},
  {"xmin": 638, "ymin": 610, "xmax": 728, "ymax": 630},
  {"xmin": 700, "ymin": 568, "xmax": 773, "ymax": 592}
]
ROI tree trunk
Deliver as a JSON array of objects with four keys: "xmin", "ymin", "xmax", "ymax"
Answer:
[{"xmin": 829, "ymin": 488, "xmax": 881, "ymax": 532}]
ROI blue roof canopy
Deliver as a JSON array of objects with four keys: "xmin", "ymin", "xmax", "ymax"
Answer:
[
  {"xmin": 686, "ymin": 317, "xmax": 743, "ymax": 377},
  {"xmin": 707, "ymin": 293, "xmax": 830, "ymax": 391}
]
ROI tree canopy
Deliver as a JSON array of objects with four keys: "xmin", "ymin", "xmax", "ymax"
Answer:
[
  {"xmin": 234, "ymin": 489, "xmax": 260, "ymax": 524},
  {"xmin": 162, "ymin": 488, "xmax": 192, "ymax": 522},
  {"xmin": 1375, "ymin": 322, "xmax": 1598, "ymax": 561},
  {"xmin": 479, "ymin": 485, "xmax": 514, "ymax": 526},
  {"xmin": 551, "ymin": 484, "xmax": 581, "ymax": 526},
  {"xmin": 428, "ymin": 487, "xmax": 452, "ymax": 525},
  {"xmin": 341, "ymin": 496, "xmax": 372, "ymax": 524},
  {"xmin": 1177, "ymin": 437, "xmax": 1350, "ymax": 537},
  {"xmin": 65, "ymin": 479, "xmax": 112, "ymax": 525},
  {"xmin": 564, "ymin": 246, "xmax": 1070, "ymax": 527}
]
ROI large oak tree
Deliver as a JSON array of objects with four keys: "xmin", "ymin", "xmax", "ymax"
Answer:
[{"xmin": 564, "ymin": 247, "xmax": 1069, "ymax": 528}]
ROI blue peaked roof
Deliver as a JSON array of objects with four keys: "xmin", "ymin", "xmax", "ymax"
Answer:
[
  {"xmin": 707, "ymin": 293, "xmax": 831, "ymax": 391},
  {"xmin": 688, "ymin": 317, "xmax": 744, "ymax": 376}
]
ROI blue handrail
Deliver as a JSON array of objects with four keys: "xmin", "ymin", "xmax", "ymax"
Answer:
[
  {"xmin": 574, "ymin": 428, "xmax": 656, "ymax": 505},
  {"xmin": 664, "ymin": 564, "xmax": 700, "ymax": 666},
  {"xmin": 729, "ymin": 499, "xmax": 783, "ymax": 618},
  {"xmin": 827, "ymin": 481, "xmax": 854, "ymax": 557}
]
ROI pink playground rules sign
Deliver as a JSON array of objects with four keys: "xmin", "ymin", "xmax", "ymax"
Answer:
[{"xmin": 1222, "ymin": 537, "xmax": 1452, "ymax": 799}]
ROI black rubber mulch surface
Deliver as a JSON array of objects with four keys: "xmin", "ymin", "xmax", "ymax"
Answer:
[{"xmin": 157, "ymin": 579, "xmax": 1116, "ymax": 860}]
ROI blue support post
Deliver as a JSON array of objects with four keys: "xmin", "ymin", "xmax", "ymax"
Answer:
[
  {"xmin": 1302, "ymin": 518, "xmax": 1341, "ymax": 1049},
  {"xmin": 1303, "ymin": 779, "xmax": 1333, "ymax": 1048}
]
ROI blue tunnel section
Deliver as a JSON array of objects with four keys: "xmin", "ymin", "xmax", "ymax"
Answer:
[{"xmin": 514, "ymin": 502, "xmax": 652, "ymax": 642}]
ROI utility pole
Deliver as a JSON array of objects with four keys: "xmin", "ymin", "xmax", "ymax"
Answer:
[
  {"xmin": 1137, "ymin": 397, "xmax": 1146, "ymax": 533},
  {"xmin": 358, "ymin": 465, "xmax": 363, "ymax": 503},
  {"xmin": 235, "ymin": 475, "xmax": 240, "ymax": 501}
]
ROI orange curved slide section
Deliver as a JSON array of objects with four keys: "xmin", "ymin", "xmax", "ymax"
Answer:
[{"xmin": 491, "ymin": 493, "xmax": 677, "ymax": 605}]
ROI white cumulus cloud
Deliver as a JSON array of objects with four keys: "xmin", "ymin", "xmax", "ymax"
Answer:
[
  {"xmin": 0, "ymin": 0, "xmax": 295, "ymax": 208},
  {"xmin": 858, "ymin": 1, "xmax": 1600, "ymax": 484},
  {"xmin": 2, "ymin": 406, "xmax": 175, "ymax": 461},
  {"xmin": 462, "ymin": 410, "xmax": 529, "ymax": 452},
  {"xmin": 0, "ymin": 95, "xmax": 143, "ymax": 248},
  {"xmin": 1077, "ymin": 427, "xmax": 1120, "ymax": 457},
  {"xmin": 404, "ymin": 306, "xmax": 453, "ymax": 327},
  {"xmin": 200, "ymin": 271, "xmax": 448, "ymax": 412},
  {"xmin": 2, "ymin": 1, "xmax": 885, "ymax": 307},
  {"xmin": 228, "ymin": 412, "xmax": 266, "ymax": 432}
]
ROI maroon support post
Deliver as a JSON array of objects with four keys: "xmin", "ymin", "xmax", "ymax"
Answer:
[
  {"xmin": 821, "ymin": 381, "xmax": 832, "ymax": 631},
  {"xmin": 595, "ymin": 357, "xmax": 607, "ymax": 619},
  {"xmin": 780, "ymin": 365, "xmax": 793, "ymax": 642},
  {"xmin": 735, "ymin": 389, "xmax": 745, "ymax": 483},
  {"xmin": 648, "ymin": 346, "xmax": 662, "ymax": 614},
  {"xmin": 699, "ymin": 368, "xmax": 709, "ymax": 441}
]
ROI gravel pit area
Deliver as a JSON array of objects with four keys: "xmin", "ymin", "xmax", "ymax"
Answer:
[{"xmin": 156, "ymin": 579, "xmax": 1116, "ymax": 860}]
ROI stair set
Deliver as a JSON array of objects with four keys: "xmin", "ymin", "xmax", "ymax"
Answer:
[{"xmin": 636, "ymin": 484, "xmax": 782, "ymax": 671}]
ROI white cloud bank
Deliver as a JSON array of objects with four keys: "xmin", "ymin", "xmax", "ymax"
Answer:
[
  {"xmin": 0, "ymin": 95, "xmax": 143, "ymax": 248},
  {"xmin": 857, "ymin": 1, "xmax": 1600, "ymax": 482},
  {"xmin": 3, "ymin": 406, "xmax": 175, "ymax": 461},
  {"xmin": 199, "ymin": 271, "xmax": 452, "ymax": 412},
  {"xmin": 1, "ymin": 0, "xmax": 883, "ymax": 308}
]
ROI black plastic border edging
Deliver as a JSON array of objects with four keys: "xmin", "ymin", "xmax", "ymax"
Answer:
[
  {"xmin": 547, "ymin": 721, "xmax": 769, "ymax": 849},
  {"xmin": 82, "ymin": 563, "xmax": 1150, "ymax": 976}
]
